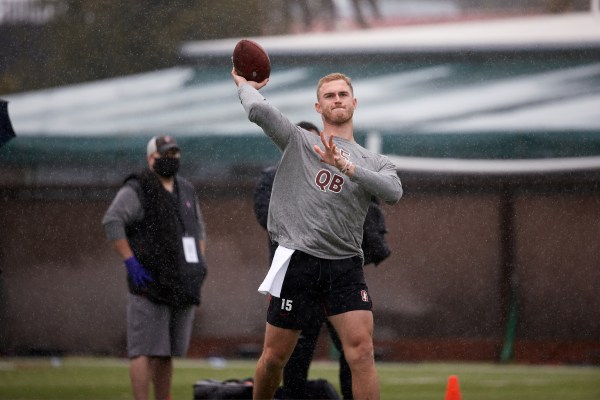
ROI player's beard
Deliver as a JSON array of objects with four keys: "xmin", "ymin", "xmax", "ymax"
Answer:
[{"xmin": 324, "ymin": 106, "xmax": 354, "ymax": 125}]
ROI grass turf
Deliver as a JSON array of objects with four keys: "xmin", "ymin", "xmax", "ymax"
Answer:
[{"xmin": 0, "ymin": 357, "xmax": 599, "ymax": 399}]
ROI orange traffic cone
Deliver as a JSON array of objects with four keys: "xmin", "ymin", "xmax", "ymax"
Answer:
[{"xmin": 445, "ymin": 375, "xmax": 461, "ymax": 400}]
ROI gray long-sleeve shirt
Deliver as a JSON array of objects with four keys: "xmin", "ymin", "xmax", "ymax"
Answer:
[{"xmin": 239, "ymin": 84, "xmax": 402, "ymax": 260}]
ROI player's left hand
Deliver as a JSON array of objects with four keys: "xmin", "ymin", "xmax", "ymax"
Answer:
[{"xmin": 314, "ymin": 131, "xmax": 343, "ymax": 169}]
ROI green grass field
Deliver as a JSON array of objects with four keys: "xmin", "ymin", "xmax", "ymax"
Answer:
[{"xmin": 0, "ymin": 357, "xmax": 599, "ymax": 399}]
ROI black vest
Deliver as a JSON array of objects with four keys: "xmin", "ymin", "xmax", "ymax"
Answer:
[{"xmin": 125, "ymin": 169, "xmax": 206, "ymax": 306}]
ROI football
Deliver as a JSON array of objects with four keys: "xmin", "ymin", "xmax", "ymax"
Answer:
[{"xmin": 232, "ymin": 39, "xmax": 271, "ymax": 82}]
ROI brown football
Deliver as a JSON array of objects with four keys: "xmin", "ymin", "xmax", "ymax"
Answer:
[{"xmin": 232, "ymin": 39, "xmax": 271, "ymax": 82}]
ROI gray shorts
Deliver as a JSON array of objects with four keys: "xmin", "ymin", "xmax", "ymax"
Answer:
[{"xmin": 127, "ymin": 293, "xmax": 195, "ymax": 358}]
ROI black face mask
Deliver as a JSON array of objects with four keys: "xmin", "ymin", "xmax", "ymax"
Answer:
[{"xmin": 153, "ymin": 157, "xmax": 180, "ymax": 178}]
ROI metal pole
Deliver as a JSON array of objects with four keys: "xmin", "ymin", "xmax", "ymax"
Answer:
[
  {"xmin": 365, "ymin": 131, "xmax": 382, "ymax": 154},
  {"xmin": 499, "ymin": 186, "xmax": 518, "ymax": 363}
]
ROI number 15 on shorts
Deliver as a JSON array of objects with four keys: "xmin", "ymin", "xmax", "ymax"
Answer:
[{"xmin": 281, "ymin": 299, "xmax": 293, "ymax": 311}]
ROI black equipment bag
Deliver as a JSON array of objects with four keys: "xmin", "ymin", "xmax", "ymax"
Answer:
[
  {"xmin": 193, "ymin": 378, "xmax": 253, "ymax": 400},
  {"xmin": 305, "ymin": 379, "xmax": 340, "ymax": 399},
  {"xmin": 193, "ymin": 377, "xmax": 340, "ymax": 400}
]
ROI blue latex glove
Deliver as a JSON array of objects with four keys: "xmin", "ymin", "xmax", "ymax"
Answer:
[{"xmin": 124, "ymin": 256, "xmax": 154, "ymax": 288}]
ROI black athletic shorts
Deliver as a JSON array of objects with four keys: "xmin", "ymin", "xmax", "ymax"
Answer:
[{"xmin": 267, "ymin": 250, "xmax": 373, "ymax": 330}]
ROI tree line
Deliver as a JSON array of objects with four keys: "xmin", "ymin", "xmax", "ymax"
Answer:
[{"xmin": 0, "ymin": 0, "xmax": 277, "ymax": 94}]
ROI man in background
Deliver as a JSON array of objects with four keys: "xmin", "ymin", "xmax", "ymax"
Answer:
[{"xmin": 102, "ymin": 135, "xmax": 207, "ymax": 400}]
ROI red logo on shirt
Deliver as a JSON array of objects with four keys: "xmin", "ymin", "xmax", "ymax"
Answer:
[{"xmin": 361, "ymin": 290, "xmax": 369, "ymax": 302}]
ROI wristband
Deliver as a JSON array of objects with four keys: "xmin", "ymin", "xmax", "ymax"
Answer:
[{"xmin": 340, "ymin": 159, "xmax": 352, "ymax": 174}]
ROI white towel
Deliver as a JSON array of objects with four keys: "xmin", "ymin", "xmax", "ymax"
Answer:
[{"xmin": 258, "ymin": 245, "xmax": 295, "ymax": 297}]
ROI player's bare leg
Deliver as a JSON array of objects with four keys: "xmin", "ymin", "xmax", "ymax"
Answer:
[
  {"xmin": 253, "ymin": 323, "xmax": 300, "ymax": 399},
  {"xmin": 329, "ymin": 310, "xmax": 380, "ymax": 400}
]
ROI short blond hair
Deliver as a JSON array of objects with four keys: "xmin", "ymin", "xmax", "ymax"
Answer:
[{"xmin": 316, "ymin": 73, "xmax": 353, "ymax": 100}]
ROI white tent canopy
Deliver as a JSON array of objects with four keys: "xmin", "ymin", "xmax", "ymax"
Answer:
[
  {"xmin": 181, "ymin": 12, "xmax": 600, "ymax": 56},
  {"xmin": 5, "ymin": 60, "xmax": 600, "ymax": 137}
]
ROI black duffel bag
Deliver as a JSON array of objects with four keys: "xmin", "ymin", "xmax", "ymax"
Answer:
[
  {"xmin": 193, "ymin": 378, "xmax": 253, "ymax": 400},
  {"xmin": 304, "ymin": 379, "xmax": 341, "ymax": 399},
  {"xmin": 194, "ymin": 377, "xmax": 340, "ymax": 400}
]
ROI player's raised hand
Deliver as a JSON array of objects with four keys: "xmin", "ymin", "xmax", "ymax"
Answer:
[{"xmin": 231, "ymin": 68, "xmax": 268, "ymax": 90}]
